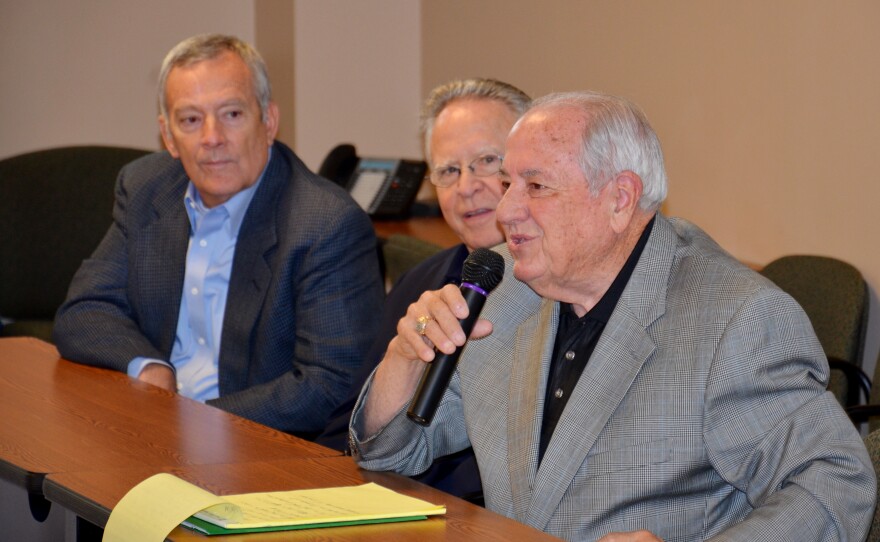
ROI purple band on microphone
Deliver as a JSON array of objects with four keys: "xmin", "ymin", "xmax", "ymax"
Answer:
[{"xmin": 461, "ymin": 281, "xmax": 488, "ymax": 296}]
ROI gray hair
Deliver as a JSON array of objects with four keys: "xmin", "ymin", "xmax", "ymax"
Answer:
[
  {"xmin": 420, "ymin": 78, "xmax": 531, "ymax": 163},
  {"xmin": 529, "ymin": 91, "xmax": 668, "ymax": 211},
  {"xmin": 158, "ymin": 34, "xmax": 272, "ymax": 122}
]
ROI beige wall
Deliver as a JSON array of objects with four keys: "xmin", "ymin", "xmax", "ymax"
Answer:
[
  {"xmin": 0, "ymin": 0, "xmax": 256, "ymax": 157},
  {"xmin": 2, "ymin": 1, "xmax": 878, "ymax": 376},
  {"xmin": 292, "ymin": 0, "xmax": 422, "ymax": 172},
  {"xmin": 256, "ymin": 0, "xmax": 296, "ymax": 147},
  {"xmin": 423, "ymin": 0, "xmax": 880, "ymax": 374}
]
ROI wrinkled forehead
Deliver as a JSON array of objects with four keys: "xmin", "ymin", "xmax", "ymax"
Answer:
[
  {"xmin": 505, "ymin": 105, "xmax": 587, "ymax": 166},
  {"xmin": 517, "ymin": 104, "xmax": 588, "ymax": 146}
]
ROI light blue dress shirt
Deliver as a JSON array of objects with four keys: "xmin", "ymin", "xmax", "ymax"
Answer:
[{"xmin": 127, "ymin": 154, "xmax": 268, "ymax": 401}]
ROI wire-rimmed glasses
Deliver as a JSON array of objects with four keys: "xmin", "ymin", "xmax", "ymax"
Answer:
[{"xmin": 428, "ymin": 154, "xmax": 503, "ymax": 188}]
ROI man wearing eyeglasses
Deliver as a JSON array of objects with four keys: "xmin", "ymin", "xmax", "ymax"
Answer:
[
  {"xmin": 351, "ymin": 91, "xmax": 875, "ymax": 541},
  {"xmin": 316, "ymin": 78, "xmax": 530, "ymax": 502}
]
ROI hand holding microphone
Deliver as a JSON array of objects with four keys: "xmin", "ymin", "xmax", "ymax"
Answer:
[{"xmin": 407, "ymin": 248, "xmax": 504, "ymax": 426}]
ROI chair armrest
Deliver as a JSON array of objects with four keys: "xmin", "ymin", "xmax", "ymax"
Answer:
[
  {"xmin": 828, "ymin": 357, "xmax": 872, "ymax": 408},
  {"xmin": 845, "ymin": 404, "xmax": 880, "ymax": 424}
]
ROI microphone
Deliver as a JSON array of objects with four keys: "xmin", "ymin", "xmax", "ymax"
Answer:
[{"xmin": 407, "ymin": 248, "xmax": 505, "ymax": 426}]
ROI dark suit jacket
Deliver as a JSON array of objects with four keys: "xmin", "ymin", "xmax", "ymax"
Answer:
[
  {"xmin": 53, "ymin": 141, "xmax": 385, "ymax": 435},
  {"xmin": 316, "ymin": 243, "xmax": 483, "ymax": 499}
]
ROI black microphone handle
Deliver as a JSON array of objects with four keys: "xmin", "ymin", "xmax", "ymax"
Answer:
[{"xmin": 406, "ymin": 285, "xmax": 487, "ymax": 426}]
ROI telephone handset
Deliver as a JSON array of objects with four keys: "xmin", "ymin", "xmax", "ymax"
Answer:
[{"xmin": 318, "ymin": 143, "xmax": 427, "ymax": 220}]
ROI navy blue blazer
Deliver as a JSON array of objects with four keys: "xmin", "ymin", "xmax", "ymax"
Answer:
[
  {"xmin": 53, "ymin": 141, "xmax": 385, "ymax": 436},
  {"xmin": 317, "ymin": 243, "xmax": 483, "ymax": 500}
]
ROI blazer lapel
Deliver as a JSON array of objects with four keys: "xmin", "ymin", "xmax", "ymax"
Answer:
[
  {"xmin": 507, "ymin": 298, "xmax": 557, "ymax": 523},
  {"xmin": 526, "ymin": 309, "xmax": 657, "ymax": 530},
  {"xmin": 520, "ymin": 215, "xmax": 677, "ymax": 530},
  {"xmin": 217, "ymin": 152, "xmax": 282, "ymax": 392},
  {"xmin": 140, "ymin": 176, "xmax": 189, "ymax": 356}
]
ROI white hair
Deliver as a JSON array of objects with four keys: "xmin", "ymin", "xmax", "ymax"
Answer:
[{"xmin": 529, "ymin": 91, "xmax": 668, "ymax": 210}]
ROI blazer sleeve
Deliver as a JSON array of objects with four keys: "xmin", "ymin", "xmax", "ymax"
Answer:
[
  {"xmin": 704, "ymin": 287, "xmax": 876, "ymax": 541},
  {"xmin": 315, "ymin": 245, "xmax": 465, "ymax": 450},
  {"xmin": 52, "ymin": 160, "xmax": 174, "ymax": 371},
  {"xmin": 350, "ymin": 361, "xmax": 472, "ymax": 476}
]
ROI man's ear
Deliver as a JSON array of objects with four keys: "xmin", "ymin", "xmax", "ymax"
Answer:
[
  {"xmin": 264, "ymin": 102, "xmax": 280, "ymax": 144},
  {"xmin": 610, "ymin": 171, "xmax": 643, "ymax": 233},
  {"xmin": 158, "ymin": 115, "xmax": 179, "ymax": 158}
]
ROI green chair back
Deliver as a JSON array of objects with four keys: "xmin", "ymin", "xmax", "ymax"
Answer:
[
  {"xmin": 381, "ymin": 234, "xmax": 444, "ymax": 288},
  {"xmin": 0, "ymin": 145, "xmax": 152, "ymax": 341},
  {"xmin": 760, "ymin": 255, "xmax": 869, "ymax": 407}
]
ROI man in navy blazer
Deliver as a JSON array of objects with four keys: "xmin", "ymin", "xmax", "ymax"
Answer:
[{"xmin": 53, "ymin": 34, "xmax": 384, "ymax": 436}]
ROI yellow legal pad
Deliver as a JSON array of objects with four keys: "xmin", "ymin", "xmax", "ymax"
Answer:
[{"xmin": 102, "ymin": 472, "xmax": 446, "ymax": 541}]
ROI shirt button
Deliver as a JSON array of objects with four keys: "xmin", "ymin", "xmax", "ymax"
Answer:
[
  {"xmin": 565, "ymin": 350, "xmax": 575, "ymax": 361},
  {"xmin": 199, "ymin": 239, "xmax": 207, "ymax": 247},
  {"xmin": 191, "ymin": 287, "xmax": 199, "ymax": 296},
  {"xmin": 554, "ymin": 388, "xmax": 564, "ymax": 399},
  {"xmin": 197, "ymin": 337, "xmax": 206, "ymax": 346}
]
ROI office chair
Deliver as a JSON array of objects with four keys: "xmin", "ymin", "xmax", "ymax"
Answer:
[
  {"xmin": 759, "ymin": 255, "xmax": 869, "ymax": 408},
  {"xmin": 840, "ymin": 365, "xmax": 880, "ymax": 432},
  {"xmin": 381, "ymin": 234, "xmax": 443, "ymax": 288},
  {"xmin": 0, "ymin": 145, "xmax": 152, "ymax": 341}
]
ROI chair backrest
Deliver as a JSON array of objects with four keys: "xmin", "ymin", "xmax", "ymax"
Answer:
[
  {"xmin": 0, "ymin": 145, "xmax": 152, "ymax": 340},
  {"xmin": 381, "ymin": 234, "xmax": 444, "ymax": 288},
  {"xmin": 760, "ymin": 255, "xmax": 869, "ymax": 406},
  {"xmin": 863, "ymin": 429, "xmax": 880, "ymax": 542}
]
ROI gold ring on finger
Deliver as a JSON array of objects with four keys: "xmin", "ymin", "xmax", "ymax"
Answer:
[{"xmin": 416, "ymin": 315, "xmax": 433, "ymax": 336}]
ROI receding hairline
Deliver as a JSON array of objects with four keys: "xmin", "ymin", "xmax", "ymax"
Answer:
[
  {"xmin": 158, "ymin": 34, "xmax": 272, "ymax": 122},
  {"xmin": 420, "ymin": 78, "xmax": 531, "ymax": 162},
  {"xmin": 509, "ymin": 103, "xmax": 592, "ymax": 145}
]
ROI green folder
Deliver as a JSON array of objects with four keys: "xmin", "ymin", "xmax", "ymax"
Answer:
[{"xmin": 182, "ymin": 514, "xmax": 428, "ymax": 535}]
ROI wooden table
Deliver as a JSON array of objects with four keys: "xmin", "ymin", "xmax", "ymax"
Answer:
[
  {"xmin": 1, "ymin": 337, "xmax": 562, "ymax": 541},
  {"xmin": 44, "ymin": 456, "xmax": 561, "ymax": 541},
  {"xmin": 372, "ymin": 216, "xmax": 459, "ymax": 248},
  {"xmin": 0, "ymin": 337, "xmax": 334, "ymax": 498}
]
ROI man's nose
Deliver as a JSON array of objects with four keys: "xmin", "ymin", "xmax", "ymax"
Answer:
[
  {"xmin": 496, "ymin": 183, "xmax": 527, "ymax": 224},
  {"xmin": 454, "ymin": 168, "xmax": 484, "ymax": 196},
  {"xmin": 201, "ymin": 116, "xmax": 225, "ymax": 146}
]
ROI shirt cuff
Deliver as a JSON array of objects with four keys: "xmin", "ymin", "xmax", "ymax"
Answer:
[{"xmin": 128, "ymin": 357, "xmax": 172, "ymax": 378}]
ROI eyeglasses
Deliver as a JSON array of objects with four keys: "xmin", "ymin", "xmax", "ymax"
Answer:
[{"xmin": 428, "ymin": 154, "xmax": 503, "ymax": 188}]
